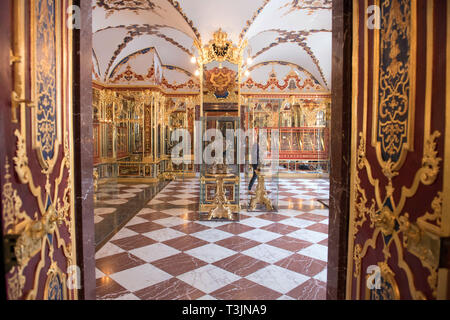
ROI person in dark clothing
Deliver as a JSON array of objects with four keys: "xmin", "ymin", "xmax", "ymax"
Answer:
[{"xmin": 248, "ymin": 139, "xmax": 260, "ymax": 191}]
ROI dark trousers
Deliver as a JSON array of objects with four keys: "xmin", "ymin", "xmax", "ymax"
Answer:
[{"xmin": 248, "ymin": 165, "xmax": 258, "ymax": 190}]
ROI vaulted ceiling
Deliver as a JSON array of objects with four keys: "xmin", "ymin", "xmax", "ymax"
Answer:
[{"xmin": 92, "ymin": 0, "xmax": 332, "ymax": 92}]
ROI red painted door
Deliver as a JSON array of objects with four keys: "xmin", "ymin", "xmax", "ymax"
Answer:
[
  {"xmin": 347, "ymin": 0, "xmax": 450, "ymax": 300},
  {"xmin": 0, "ymin": 0, "xmax": 79, "ymax": 300}
]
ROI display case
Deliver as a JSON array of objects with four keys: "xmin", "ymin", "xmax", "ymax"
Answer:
[
  {"xmin": 199, "ymin": 116, "xmax": 241, "ymax": 221},
  {"xmin": 243, "ymin": 100, "xmax": 280, "ymax": 212},
  {"xmin": 243, "ymin": 97, "xmax": 330, "ymax": 175}
]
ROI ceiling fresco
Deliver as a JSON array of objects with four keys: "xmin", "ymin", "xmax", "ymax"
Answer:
[{"xmin": 92, "ymin": 0, "xmax": 332, "ymax": 92}]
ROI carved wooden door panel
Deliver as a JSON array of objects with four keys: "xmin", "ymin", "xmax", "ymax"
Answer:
[
  {"xmin": 347, "ymin": 0, "xmax": 450, "ymax": 299},
  {"xmin": 0, "ymin": 0, "xmax": 78, "ymax": 300}
]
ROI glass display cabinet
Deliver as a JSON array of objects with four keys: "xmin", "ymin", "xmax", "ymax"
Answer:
[
  {"xmin": 243, "ymin": 99, "xmax": 280, "ymax": 212},
  {"xmin": 244, "ymin": 97, "xmax": 330, "ymax": 176},
  {"xmin": 199, "ymin": 116, "xmax": 241, "ymax": 221}
]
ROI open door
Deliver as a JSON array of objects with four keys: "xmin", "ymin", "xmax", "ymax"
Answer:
[
  {"xmin": 0, "ymin": 0, "xmax": 80, "ymax": 300},
  {"xmin": 347, "ymin": 0, "xmax": 450, "ymax": 299}
]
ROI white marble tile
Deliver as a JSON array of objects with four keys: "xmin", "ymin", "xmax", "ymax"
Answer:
[
  {"xmin": 103, "ymin": 199, "xmax": 129, "ymax": 205},
  {"xmin": 277, "ymin": 295, "xmax": 296, "ymax": 300},
  {"xmin": 167, "ymin": 199, "xmax": 196, "ymax": 206},
  {"xmin": 95, "ymin": 208, "xmax": 117, "ymax": 215},
  {"xmin": 129, "ymin": 243, "xmax": 180, "ymax": 263},
  {"xmin": 95, "ymin": 243, "xmax": 125, "ymax": 259},
  {"xmin": 239, "ymin": 229, "xmax": 282, "ymax": 243},
  {"xmin": 126, "ymin": 216, "xmax": 150, "ymax": 226},
  {"xmin": 115, "ymin": 293, "xmax": 140, "ymax": 300},
  {"xmin": 173, "ymin": 193, "xmax": 199, "ymax": 199},
  {"xmin": 197, "ymin": 295, "xmax": 217, "ymax": 300},
  {"xmin": 116, "ymin": 193, "xmax": 137, "ymax": 199},
  {"xmin": 313, "ymin": 269, "xmax": 328, "ymax": 283},
  {"xmin": 153, "ymin": 217, "xmax": 186, "ymax": 227},
  {"xmin": 110, "ymin": 227, "xmax": 138, "ymax": 241},
  {"xmin": 242, "ymin": 244, "xmax": 291, "ymax": 264},
  {"xmin": 130, "ymin": 184, "xmax": 151, "ymax": 189},
  {"xmin": 94, "ymin": 216, "xmax": 104, "ymax": 224},
  {"xmin": 185, "ymin": 243, "xmax": 236, "ymax": 264},
  {"xmin": 177, "ymin": 264, "xmax": 240, "ymax": 294},
  {"xmin": 161, "ymin": 208, "xmax": 191, "ymax": 216},
  {"xmin": 96, "ymin": 268, "xmax": 105, "ymax": 279},
  {"xmin": 276, "ymin": 209, "xmax": 303, "ymax": 216},
  {"xmin": 137, "ymin": 208, "xmax": 157, "ymax": 215},
  {"xmin": 298, "ymin": 244, "xmax": 328, "ymax": 262},
  {"xmin": 279, "ymin": 218, "xmax": 317, "ymax": 229},
  {"xmin": 191, "ymin": 229, "xmax": 233, "ymax": 243},
  {"xmin": 246, "ymin": 265, "xmax": 309, "ymax": 294},
  {"xmin": 143, "ymin": 228, "xmax": 185, "ymax": 242},
  {"xmin": 308, "ymin": 209, "xmax": 329, "ymax": 217},
  {"xmin": 110, "ymin": 264, "xmax": 172, "ymax": 292},
  {"xmin": 239, "ymin": 217, "xmax": 273, "ymax": 228},
  {"xmin": 148, "ymin": 199, "xmax": 164, "ymax": 205},
  {"xmin": 287, "ymin": 229, "xmax": 328, "ymax": 244}
]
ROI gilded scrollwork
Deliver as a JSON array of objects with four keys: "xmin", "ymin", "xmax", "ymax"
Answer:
[
  {"xmin": 5, "ymin": 0, "xmax": 76, "ymax": 300},
  {"xmin": 353, "ymin": 244, "xmax": 362, "ymax": 278}
]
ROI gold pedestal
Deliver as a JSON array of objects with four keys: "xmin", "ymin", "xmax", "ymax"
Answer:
[
  {"xmin": 207, "ymin": 173, "xmax": 235, "ymax": 220},
  {"xmin": 249, "ymin": 170, "xmax": 273, "ymax": 211},
  {"xmin": 160, "ymin": 160, "xmax": 176, "ymax": 181}
]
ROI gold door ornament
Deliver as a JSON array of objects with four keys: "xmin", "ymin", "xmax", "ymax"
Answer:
[
  {"xmin": 347, "ymin": 0, "xmax": 450, "ymax": 300},
  {"xmin": 4, "ymin": 0, "xmax": 77, "ymax": 300}
]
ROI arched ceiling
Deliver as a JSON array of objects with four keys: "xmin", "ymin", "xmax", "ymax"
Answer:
[{"xmin": 93, "ymin": 0, "xmax": 332, "ymax": 91}]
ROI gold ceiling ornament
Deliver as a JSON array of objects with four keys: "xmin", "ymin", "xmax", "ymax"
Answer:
[{"xmin": 197, "ymin": 29, "xmax": 247, "ymax": 65}]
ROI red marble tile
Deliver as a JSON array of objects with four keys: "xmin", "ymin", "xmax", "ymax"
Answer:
[
  {"xmin": 163, "ymin": 235, "xmax": 209, "ymax": 251},
  {"xmin": 286, "ymin": 278, "xmax": 327, "ymax": 300},
  {"xmin": 151, "ymin": 253, "xmax": 208, "ymax": 276},
  {"xmin": 96, "ymin": 276, "xmax": 129, "ymax": 300},
  {"xmin": 179, "ymin": 211, "xmax": 200, "ymax": 221},
  {"xmin": 134, "ymin": 278, "xmax": 205, "ymax": 300},
  {"xmin": 257, "ymin": 213, "xmax": 290, "ymax": 222},
  {"xmin": 318, "ymin": 238, "xmax": 328, "ymax": 247},
  {"xmin": 216, "ymin": 223, "xmax": 255, "ymax": 235},
  {"xmin": 306, "ymin": 223, "xmax": 329, "ymax": 234},
  {"xmin": 275, "ymin": 254, "xmax": 327, "ymax": 277},
  {"xmin": 139, "ymin": 211, "xmax": 172, "ymax": 221},
  {"xmin": 171, "ymin": 222, "xmax": 211, "ymax": 234},
  {"xmin": 215, "ymin": 236, "xmax": 261, "ymax": 252},
  {"xmin": 126, "ymin": 221, "xmax": 165, "ymax": 234},
  {"xmin": 295, "ymin": 212, "xmax": 328, "ymax": 222},
  {"xmin": 210, "ymin": 278, "xmax": 282, "ymax": 300},
  {"xmin": 267, "ymin": 236, "xmax": 313, "ymax": 252},
  {"xmin": 111, "ymin": 235, "xmax": 157, "ymax": 251},
  {"xmin": 96, "ymin": 252, "xmax": 146, "ymax": 275},
  {"xmin": 213, "ymin": 253, "xmax": 269, "ymax": 277},
  {"xmin": 261, "ymin": 223, "xmax": 298, "ymax": 235}
]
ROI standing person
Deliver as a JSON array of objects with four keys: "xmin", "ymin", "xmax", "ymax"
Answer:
[{"xmin": 248, "ymin": 136, "xmax": 260, "ymax": 193}]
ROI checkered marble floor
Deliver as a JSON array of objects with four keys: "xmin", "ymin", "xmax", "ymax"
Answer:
[{"xmin": 96, "ymin": 178, "xmax": 330, "ymax": 300}]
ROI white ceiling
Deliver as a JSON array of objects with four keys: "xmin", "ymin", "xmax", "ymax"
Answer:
[{"xmin": 93, "ymin": 0, "xmax": 332, "ymax": 90}]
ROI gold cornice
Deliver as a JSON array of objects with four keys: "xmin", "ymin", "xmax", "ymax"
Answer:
[{"xmin": 92, "ymin": 81, "xmax": 199, "ymax": 96}]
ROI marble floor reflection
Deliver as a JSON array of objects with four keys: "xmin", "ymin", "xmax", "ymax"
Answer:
[
  {"xmin": 94, "ymin": 180, "xmax": 169, "ymax": 249},
  {"xmin": 95, "ymin": 177, "xmax": 330, "ymax": 300}
]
